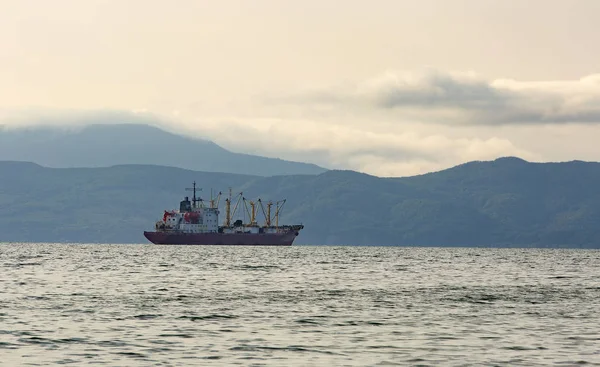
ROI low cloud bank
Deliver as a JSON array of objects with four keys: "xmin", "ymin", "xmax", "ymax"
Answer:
[{"xmin": 5, "ymin": 68, "xmax": 600, "ymax": 176}]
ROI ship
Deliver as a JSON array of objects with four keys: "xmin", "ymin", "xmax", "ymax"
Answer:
[{"xmin": 143, "ymin": 182, "xmax": 304, "ymax": 245}]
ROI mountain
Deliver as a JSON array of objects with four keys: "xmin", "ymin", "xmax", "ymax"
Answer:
[
  {"xmin": 1, "ymin": 158, "xmax": 600, "ymax": 248},
  {"xmin": 0, "ymin": 123, "xmax": 327, "ymax": 176}
]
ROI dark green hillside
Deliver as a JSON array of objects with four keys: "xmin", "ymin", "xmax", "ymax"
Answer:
[
  {"xmin": 401, "ymin": 157, "xmax": 600, "ymax": 246},
  {"xmin": 0, "ymin": 162, "xmax": 256, "ymax": 243},
  {"xmin": 1, "ymin": 158, "xmax": 600, "ymax": 248}
]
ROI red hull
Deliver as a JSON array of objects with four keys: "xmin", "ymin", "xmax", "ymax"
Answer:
[{"xmin": 143, "ymin": 231, "xmax": 298, "ymax": 246}]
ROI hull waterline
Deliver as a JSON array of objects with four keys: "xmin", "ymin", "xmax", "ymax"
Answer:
[{"xmin": 144, "ymin": 231, "xmax": 298, "ymax": 246}]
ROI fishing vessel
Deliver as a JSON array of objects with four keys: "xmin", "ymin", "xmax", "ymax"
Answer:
[{"xmin": 143, "ymin": 182, "xmax": 304, "ymax": 245}]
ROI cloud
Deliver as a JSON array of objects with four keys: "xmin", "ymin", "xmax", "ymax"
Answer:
[
  {"xmin": 0, "ymin": 108, "xmax": 162, "ymax": 130},
  {"xmin": 174, "ymin": 116, "xmax": 537, "ymax": 177},
  {"xmin": 11, "ymin": 65, "xmax": 595, "ymax": 177},
  {"xmin": 276, "ymin": 69, "xmax": 600, "ymax": 125},
  {"xmin": 0, "ymin": 103, "xmax": 540, "ymax": 177}
]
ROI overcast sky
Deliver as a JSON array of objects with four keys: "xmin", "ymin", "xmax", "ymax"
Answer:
[{"xmin": 2, "ymin": 0, "xmax": 600, "ymax": 176}]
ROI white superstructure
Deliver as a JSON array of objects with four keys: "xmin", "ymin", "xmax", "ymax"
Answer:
[{"xmin": 154, "ymin": 181, "xmax": 299, "ymax": 235}]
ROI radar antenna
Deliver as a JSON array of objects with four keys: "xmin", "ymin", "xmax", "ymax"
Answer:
[{"xmin": 185, "ymin": 181, "xmax": 203, "ymax": 208}]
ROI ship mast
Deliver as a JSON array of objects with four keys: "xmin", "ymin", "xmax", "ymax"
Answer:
[
  {"xmin": 242, "ymin": 197, "xmax": 258, "ymax": 226},
  {"xmin": 258, "ymin": 199, "xmax": 272, "ymax": 227},
  {"xmin": 274, "ymin": 199, "xmax": 286, "ymax": 229},
  {"xmin": 185, "ymin": 181, "xmax": 202, "ymax": 208},
  {"xmin": 224, "ymin": 188, "xmax": 232, "ymax": 227},
  {"xmin": 214, "ymin": 191, "xmax": 222, "ymax": 208},
  {"xmin": 250, "ymin": 200, "xmax": 257, "ymax": 226},
  {"xmin": 230, "ymin": 192, "xmax": 243, "ymax": 224},
  {"xmin": 209, "ymin": 189, "xmax": 222, "ymax": 208}
]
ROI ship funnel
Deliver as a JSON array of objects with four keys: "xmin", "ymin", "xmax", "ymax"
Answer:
[{"xmin": 180, "ymin": 196, "xmax": 192, "ymax": 212}]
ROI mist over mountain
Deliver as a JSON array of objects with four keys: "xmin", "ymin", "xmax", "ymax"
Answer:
[
  {"xmin": 0, "ymin": 123, "xmax": 327, "ymax": 176},
  {"xmin": 1, "ymin": 157, "xmax": 599, "ymax": 248}
]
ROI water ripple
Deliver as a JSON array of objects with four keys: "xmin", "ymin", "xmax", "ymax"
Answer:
[{"xmin": 0, "ymin": 244, "xmax": 599, "ymax": 366}]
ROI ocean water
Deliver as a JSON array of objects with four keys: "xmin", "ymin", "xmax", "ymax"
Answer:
[{"xmin": 0, "ymin": 244, "xmax": 599, "ymax": 366}]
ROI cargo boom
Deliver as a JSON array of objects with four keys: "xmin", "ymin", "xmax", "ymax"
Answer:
[{"xmin": 143, "ymin": 182, "xmax": 304, "ymax": 246}]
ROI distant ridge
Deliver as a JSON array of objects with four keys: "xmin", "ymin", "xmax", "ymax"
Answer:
[
  {"xmin": 0, "ymin": 123, "xmax": 327, "ymax": 176},
  {"xmin": 1, "ymin": 157, "xmax": 600, "ymax": 248}
]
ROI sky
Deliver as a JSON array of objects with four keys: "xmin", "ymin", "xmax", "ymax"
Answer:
[{"xmin": 2, "ymin": 0, "xmax": 600, "ymax": 176}]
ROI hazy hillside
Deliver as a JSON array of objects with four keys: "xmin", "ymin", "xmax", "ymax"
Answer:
[
  {"xmin": 0, "ymin": 123, "xmax": 327, "ymax": 176},
  {"xmin": 1, "ymin": 158, "xmax": 600, "ymax": 248}
]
